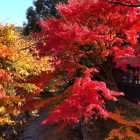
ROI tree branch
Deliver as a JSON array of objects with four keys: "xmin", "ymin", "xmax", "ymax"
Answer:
[{"xmin": 108, "ymin": 1, "xmax": 140, "ymax": 7}]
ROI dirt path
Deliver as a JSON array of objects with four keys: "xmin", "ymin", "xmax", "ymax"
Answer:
[
  {"xmin": 17, "ymin": 109, "xmax": 81, "ymax": 140},
  {"xmin": 1, "ymin": 93, "xmax": 139, "ymax": 140}
]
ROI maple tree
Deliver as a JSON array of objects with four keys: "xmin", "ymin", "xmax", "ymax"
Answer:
[
  {"xmin": 33, "ymin": 0, "xmax": 140, "ymax": 128},
  {"xmin": 0, "ymin": 0, "xmax": 140, "ymax": 138},
  {"xmin": 0, "ymin": 24, "xmax": 53, "ymax": 125}
]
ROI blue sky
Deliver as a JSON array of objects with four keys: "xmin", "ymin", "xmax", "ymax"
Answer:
[{"xmin": 0, "ymin": 0, "xmax": 33, "ymax": 26}]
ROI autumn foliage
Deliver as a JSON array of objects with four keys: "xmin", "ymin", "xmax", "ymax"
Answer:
[
  {"xmin": 0, "ymin": 0, "xmax": 140, "ymax": 138},
  {"xmin": 0, "ymin": 24, "xmax": 53, "ymax": 125},
  {"xmin": 32, "ymin": 0, "xmax": 140, "ymax": 127},
  {"xmin": 42, "ymin": 68, "xmax": 123, "ymax": 128}
]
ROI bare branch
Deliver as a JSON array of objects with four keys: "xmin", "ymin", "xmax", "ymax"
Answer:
[{"xmin": 108, "ymin": 0, "xmax": 140, "ymax": 7}]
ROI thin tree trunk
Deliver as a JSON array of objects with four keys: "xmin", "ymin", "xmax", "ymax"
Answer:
[{"xmin": 78, "ymin": 118, "xmax": 93, "ymax": 140}]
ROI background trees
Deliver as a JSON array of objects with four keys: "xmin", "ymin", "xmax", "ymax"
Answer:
[{"xmin": 23, "ymin": 0, "xmax": 67, "ymax": 35}]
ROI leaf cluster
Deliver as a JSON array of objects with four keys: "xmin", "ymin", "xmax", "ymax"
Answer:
[{"xmin": 0, "ymin": 24, "xmax": 53, "ymax": 126}]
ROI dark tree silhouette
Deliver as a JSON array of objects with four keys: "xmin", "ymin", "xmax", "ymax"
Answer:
[{"xmin": 23, "ymin": 0, "xmax": 67, "ymax": 35}]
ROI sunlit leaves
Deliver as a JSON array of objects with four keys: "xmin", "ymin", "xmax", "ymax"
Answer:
[
  {"xmin": 34, "ymin": 0, "xmax": 140, "ymax": 128},
  {"xmin": 42, "ymin": 69, "xmax": 124, "ymax": 128},
  {"xmin": 0, "ymin": 24, "xmax": 53, "ymax": 125}
]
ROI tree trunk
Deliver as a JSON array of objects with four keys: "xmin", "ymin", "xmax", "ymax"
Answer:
[{"xmin": 76, "ymin": 119, "xmax": 93, "ymax": 140}]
